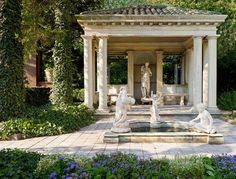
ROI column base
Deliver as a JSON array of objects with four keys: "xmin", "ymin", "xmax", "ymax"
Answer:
[
  {"xmin": 207, "ymin": 106, "xmax": 220, "ymax": 113},
  {"xmin": 96, "ymin": 108, "xmax": 111, "ymax": 113}
]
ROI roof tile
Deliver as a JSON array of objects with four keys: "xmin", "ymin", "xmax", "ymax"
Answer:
[{"xmin": 81, "ymin": 5, "xmax": 221, "ymax": 16}]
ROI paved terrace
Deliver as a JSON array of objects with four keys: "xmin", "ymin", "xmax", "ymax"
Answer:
[{"xmin": 1, "ymin": 116, "xmax": 236, "ymax": 159}]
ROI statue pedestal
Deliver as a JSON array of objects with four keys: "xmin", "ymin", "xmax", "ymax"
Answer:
[
  {"xmin": 111, "ymin": 121, "xmax": 130, "ymax": 133},
  {"xmin": 141, "ymin": 97, "xmax": 152, "ymax": 104}
]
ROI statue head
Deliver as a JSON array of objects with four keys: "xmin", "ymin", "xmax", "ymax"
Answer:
[
  {"xmin": 196, "ymin": 103, "xmax": 206, "ymax": 113},
  {"xmin": 145, "ymin": 62, "xmax": 149, "ymax": 67},
  {"xmin": 119, "ymin": 86, "xmax": 127, "ymax": 95}
]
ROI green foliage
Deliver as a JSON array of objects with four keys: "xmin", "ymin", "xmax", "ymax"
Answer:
[
  {"xmin": 218, "ymin": 91, "xmax": 236, "ymax": 110},
  {"xmin": 102, "ymin": 0, "xmax": 146, "ymax": 9},
  {"xmin": 50, "ymin": 1, "xmax": 75, "ymax": 106},
  {"xmin": 1, "ymin": 150, "xmax": 236, "ymax": 179},
  {"xmin": 73, "ymin": 88, "xmax": 85, "ymax": 102},
  {"xmin": 0, "ymin": 0, "xmax": 25, "ymax": 120},
  {"xmin": 0, "ymin": 104, "xmax": 95, "ymax": 140},
  {"xmin": 109, "ymin": 59, "xmax": 127, "ymax": 84},
  {"xmin": 0, "ymin": 149, "xmax": 42, "ymax": 178},
  {"xmin": 26, "ymin": 88, "xmax": 50, "ymax": 106},
  {"xmin": 35, "ymin": 155, "xmax": 90, "ymax": 179}
]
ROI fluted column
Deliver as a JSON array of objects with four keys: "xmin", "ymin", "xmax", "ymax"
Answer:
[
  {"xmin": 97, "ymin": 36, "xmax": 109, "ymax": 111},
  {"xmin": 193, "ymin": 36, "xmax": 203, "ymax": 109},
  {"xmin": 203, "ymin": 40, "xmax": 209, "ymax": 107},
  {"xmin": 127, "ymin": 51, "xmax": 134, "ymax": 96},
  {"xmin": 82, "ymin": 35, "xmax": 93, "ymax": 108},
  {"xmin": 207, "ymin": 36, "xmax": 218, "ymax": 110}
]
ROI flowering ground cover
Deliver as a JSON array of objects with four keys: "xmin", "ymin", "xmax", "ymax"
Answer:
[{"xmin": 0, "ymin": 149, "xmax": 236, "ymax": 179}]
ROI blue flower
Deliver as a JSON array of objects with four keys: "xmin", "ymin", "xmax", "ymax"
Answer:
[
  {"xmin": 59, "ymin": 156, "xmax": 65, "ymax": 161},
  {"xmin": 50, "ymin": 171, "xmax": 57, "ymax": 179},
  {"xmin": 64, "ymin": 167, "xmax": 70, "ymax": 171},
  {"xmin": 92, "ymin": 162, "xmax": 100, "ymax": 168}
]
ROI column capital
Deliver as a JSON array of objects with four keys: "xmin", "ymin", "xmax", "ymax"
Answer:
[
  {"xmin": 186, "ymin": 48, "xmax": 193, "ymax": 53},
  {"xmin": 81, "ymin": 35, "xmax": 93, "ymax": 40},
  {"xmin": 207, "ymin": 35, "xmax": 220, "ymax": 40},
  {"xmin": 127, "ymin": 50, "xmax": 134, "ymax": 54},
  {"xmin": 192, "ymin": 35, "xmax": 203, "ymax": 39},
  {"xmin": 156, "ymin": 50, "xmax": 164, "ymax": 55},
  {"xmin": 97, "ymin": 35, "xmax": 109, "ymax": 39}
]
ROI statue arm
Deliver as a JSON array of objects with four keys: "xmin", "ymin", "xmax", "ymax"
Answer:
[
  {"xmin": 149, "ymin": 68, "xmax": 152, "ymax": 76},
  {"xmin": 190, "ymin": 114, "xmax": 200, "ymax": 123}
]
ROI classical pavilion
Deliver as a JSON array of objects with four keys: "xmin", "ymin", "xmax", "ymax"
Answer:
[{"xmin": 76, "ymin": 5, "xmax": 227, "ymax": 112}]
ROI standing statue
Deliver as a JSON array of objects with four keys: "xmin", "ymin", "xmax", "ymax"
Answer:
[
  {"xmin": 111, "ymin": 87, "xmax": 135, "ymax": 133},
  {"xmin": 141, "ymin": 62, "xmax": 152, "ymax": 99},
  {"xmin": 189, "ymin": 103, "xmax": 216, "ymax": 134},
  {"xmin": 150, "ymin": 92, "xmax": 162, "ymax": 123}
]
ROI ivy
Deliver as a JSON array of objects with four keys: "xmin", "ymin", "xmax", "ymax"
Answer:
[
  {"xmin": 0, "ymin": 0, "xmax": 25, "ymax": 120},
  {"xmin": 50, "ymin": 2, "xmax": 73, "ymax": 106}
]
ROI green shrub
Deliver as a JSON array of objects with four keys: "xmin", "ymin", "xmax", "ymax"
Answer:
[
  {"xmin": 72, "ymin": 88, "xmax": 84, "ymax": 102},
  {"xmin": 1, "ymin": 150, "xmax": 235, "ymax": 179},
  {"xmin": 26, "ymin": 88, "xmax": 50, "ymax": 106},
  {"xmin": 218, "ymin": 91, "xmax": 236, "ymax": 110},
  {"xmin": 0, "ymin": 0, "xmax": 25, "ymax": 120},
  {"xmin": 0, "ymin": 104, "xmax": 95, "ymax": 140},
  {"xmin": 0, "ymin": 149, "xmax": 42, "ymax": 178}
]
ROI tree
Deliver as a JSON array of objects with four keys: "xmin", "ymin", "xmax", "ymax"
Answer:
[
  {"xmin": 0, "ymin": 0, "xmax": 25, "ymax": 120},
  {"xmin": 22, "ymin": 0, "xmax": 101, "ymax": 106}
]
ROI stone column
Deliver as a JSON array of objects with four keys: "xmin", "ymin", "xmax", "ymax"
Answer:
[
  {"xmin": 97, "ymin": 36, "xmax": 109, "ymax": 111},
  {"xmin": 193, "ymin": 36, "xmax": 203, "ymax": 109},
  {"xmin": 92, "ymin": 40, "xmax": 98, "ymax": 104},
  {"xmin": 127, "ymin": 51, "xmax": 134, "ymax": 96},
  {"xmin": 203, "ymin": 40, "xmax": 209, "ymax": 107},
  {"xmin": 207, "ymin": 36, "xmax": 218, "ymax": 110},
  {"xmin": 181, "ymin": 57, "xmax": 185, "ymax": 84},
  {"xmin": 186, "ymin": 49, "xmax": 193, "ymax": 105},
  {"xmin": 174, "ymin": 63, "xmax": 178, "ymax": 84},
  {"xmin": 156, "ymin": 51, "xmax": 164, "ymax": 105},
  {"xmin": 82, "ymin": 35, "xmax": 93, "ymax": 109}
]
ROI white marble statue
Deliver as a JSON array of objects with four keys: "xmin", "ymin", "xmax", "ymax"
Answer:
[
  {"xmin": 141, "ymin": 62, "xmax": 152, "ymax": 99},
  {"xmin": 189, "ymin": 103, "xmax": 216, "ymax": 134},
  {"xmin": 111, "ymin": 87, "xmax": 135, "ymax": 133},
  {"xmin": 150, "ymin": 92, "xmax": 162, "ymax": 123}
]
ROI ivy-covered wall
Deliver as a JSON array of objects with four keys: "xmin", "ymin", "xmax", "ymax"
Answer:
[{"xmin": 0, "ymin": 0, "xmax": 25, "ymax": 120}]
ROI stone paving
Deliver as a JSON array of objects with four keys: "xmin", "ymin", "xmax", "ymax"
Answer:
[{"xmin": 1, "ymin": 117, "xmax": 236, "ymax": 159}]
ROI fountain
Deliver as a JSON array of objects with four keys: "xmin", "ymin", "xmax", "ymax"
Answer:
[{"xmin": 103, "ymin": 87, "xmax": 224, "ymax": 144}]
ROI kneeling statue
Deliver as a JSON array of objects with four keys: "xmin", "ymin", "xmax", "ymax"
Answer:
[
  {"xmin": 111, "ymin": 87, "xmax": 135, "ymax": 133},
  {"xmin": 189, "ymin": 103, "xmax": 216, "ymax": 134}
]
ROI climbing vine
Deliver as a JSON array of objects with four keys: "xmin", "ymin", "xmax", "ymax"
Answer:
[
  {"xmin": 0, "ymin": 0, "xmax": 25, "ymax": 120},
  {"xmin": 49, "ymin": 2, "xmax": 73, "ymax": 106}
]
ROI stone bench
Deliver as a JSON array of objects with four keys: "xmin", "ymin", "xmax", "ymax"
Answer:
[{"xmin": 162, "ymin": 93, "xmax": 188, "ymax": 106}]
